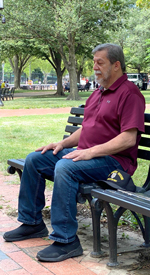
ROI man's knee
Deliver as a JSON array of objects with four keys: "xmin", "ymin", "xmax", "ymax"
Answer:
[
  {"xmin": 25, "ymin": 151, "xmax": 40, "ymax": 166},
  {"xmin": 54, "ymin": 159, "xmax": 72, "ymax": 176}
]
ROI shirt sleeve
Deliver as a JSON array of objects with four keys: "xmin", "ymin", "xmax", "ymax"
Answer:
[{"xmin": 118, "ymin": 93, "xmax": 145, "ymax": 134}]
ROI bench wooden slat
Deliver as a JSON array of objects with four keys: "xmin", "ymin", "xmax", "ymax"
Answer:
[
  {"xmin": 139, "ymin": 137, "xmax": 150, "ymax": 147},
  {"xmin": 137, "ymin": 149, "xmax": 150, "ymax": 160},
  {"xmin": 67, "ymin": 116, "xmax": 83, "ymax": 125},
  {"xmin": 145, "ymin": 113, "xmax": 150, "ymax": 123},
  {"xmin": 70, "ymin": 107, "xmax": 84, "ymax": 116},
  {"xmin": 7, "ymin": 159, "xmax": 25, "ymax": 170},
  {"xmin": 144, "ymin": 125, "xmax": 150, "ymax": 135},
  {"xmin": 63, "ymin": 134, "xmax": 70, "ymax": 139},
  {"xmin": 91, "ymin": 189, "xmax": 150, "ymax": 218},
  {"xmin": 65, "ymin": 125, "xmax": 80, "ymax": 134}
]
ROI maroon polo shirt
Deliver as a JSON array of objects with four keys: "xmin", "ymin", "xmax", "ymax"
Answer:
[{"xmin": 77, "ymin": 74, "xmax": 145, "ymax": 175}]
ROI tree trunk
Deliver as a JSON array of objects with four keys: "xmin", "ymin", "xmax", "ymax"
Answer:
[
  {"xmin": 77, "ymin": 70, "xmax": 81, "ymax": 83},
  {"xmin": 77, "ymin": 66, "xmax": 83, "ymax": 83},
  {"xmin": 67, "ymin": 65, "xmax": 80, "ymax": 100},
  {"xmin": 48, "ymin": 49, "xmax": 65, "ymax": 96},
  {"xmin": 61, "ymin": 34, "xmax": 80, "ymax": 100},
  {"xmin": 43, "ymin": 72, "xmax": 48, "ymax": 84},
  {"xmin": 13, "ymin": 55, "xmax": 21, "ymax": 89},
  {"xmin": 56, "ymin": 69, "xmax": 65, "ymax": 96}
]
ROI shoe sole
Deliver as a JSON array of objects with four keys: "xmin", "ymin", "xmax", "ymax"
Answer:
[
  {"xmin": 3, "ymin": 227, "xmax": 49, "ymax": 242},
  {"xmin": 37, "ymin": 245, "xmax": 83, "ymax": 262}
]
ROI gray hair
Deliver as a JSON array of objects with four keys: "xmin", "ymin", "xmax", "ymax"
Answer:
[{"xmin": 92, "ymin": 43, "xmax": 126, "ymax": 73}]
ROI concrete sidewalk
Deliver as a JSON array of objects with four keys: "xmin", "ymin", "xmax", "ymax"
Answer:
[{"xmin": 0, "ymin": 172, "xmax": 149, "ymax": 275}]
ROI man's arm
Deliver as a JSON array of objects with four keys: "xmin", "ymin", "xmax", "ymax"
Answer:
[
  {"xmin": 63, "ymin": 128, "xmax": 138, "ymax": 161},
  {"xmin": 36, "ymin": 127, "xmax": 82, "ymax": 155}
]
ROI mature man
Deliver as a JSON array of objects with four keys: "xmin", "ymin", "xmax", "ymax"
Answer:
[{"xmin": 4, "ymin": 44, "xmax": 145, "ymax": 262}]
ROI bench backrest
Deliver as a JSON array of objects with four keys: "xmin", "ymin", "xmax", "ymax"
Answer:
[
  {"xmin": 63, "ymin": 106, "xmax": 84, "ymax": 139},
  {"xmin": 138, "ymin": 113, "xmax": 150, "ymax": 160},
  {"xmin": 64, "ymin": 107, "xmax": 150, "ymax": 162}
]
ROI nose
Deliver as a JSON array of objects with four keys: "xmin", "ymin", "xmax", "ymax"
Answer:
[{"xmin": 93, "ymin": 62, "xmax": 99, "ymax": 70}]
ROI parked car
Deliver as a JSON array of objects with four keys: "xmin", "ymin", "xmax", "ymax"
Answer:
[
  {"xmin": 127, "ymin": 73, "xmax": 148, "ymax": 90},
  {"xmin": 127, "ymin": 73, "xmax": 143, "ymax": 89}
]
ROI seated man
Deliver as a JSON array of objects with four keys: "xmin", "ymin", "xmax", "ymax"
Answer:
[
  {"xmin": 64, "ymin": 81, "xmax": 70, "ymax": 92},
  {"xmin": 4, "ymin": 43, "xmax": 145, "ymax": 262},
  {"xmin": 84, "ymin": 80, "xmax": 91, "ymax": 91}
]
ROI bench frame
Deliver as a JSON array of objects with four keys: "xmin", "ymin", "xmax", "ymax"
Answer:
[{"xmin": 7, "ymin": 107, "xmax": 150, "ymax": 266}]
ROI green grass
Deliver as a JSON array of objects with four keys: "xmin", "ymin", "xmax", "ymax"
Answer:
[
  {"xmin": 1, "ymin": 89, "xmax": 150, "ymax": 109},
  {"xmin": 0, "ymin": 114, "xmax": 68, "ymax": 172},
  {"xmin": 1, "ymin": 91, "xmax": 91, "ymax": 109},
  {"xmin": 141, "ymin": 90, "xmax": 150, "ymax": 104}
]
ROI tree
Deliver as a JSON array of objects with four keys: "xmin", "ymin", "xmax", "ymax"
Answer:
[
  {"xmin": 2, "ymin": 0, "xmax": 132, "ymax": 99},
  {"xmin": 25, "ymin": 45, "xmax": 66, "ymax": 95},
  {"xmin": 136, "ymin": 0, "xmax": 150, "ymax": 8},
  {"xmin": 124, "ymin": 8, "xmax": 150, "ymax": 73},
  {"xmin": 104, "ymin": 6, "xmax": 150, "ymax": 73},
  {"xmin": 0, "ymin": 40, "xmax": 34, "ymax": 88}
]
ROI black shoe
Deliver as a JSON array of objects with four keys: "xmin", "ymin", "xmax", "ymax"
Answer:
[
  {"xmin": 3, "ymin": 220, "xmax": 49, "ymax": 242},
  {"xmin": 36, "ymin": 235, "xmax": 83, "ymax": 262}
]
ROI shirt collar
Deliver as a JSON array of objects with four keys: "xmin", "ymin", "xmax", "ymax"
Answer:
[
  {"xmin": 97, "ymin": 73, "xmax": 127, "ymax": 94},
  {"xmin": 108, "ymin": 73, "xmax": 127, "ymax": 91}
]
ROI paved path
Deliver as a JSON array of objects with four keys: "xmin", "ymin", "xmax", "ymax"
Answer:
[
  {"xmin": 0, "ymin": 104, "xmax": 150, "ymax": 118},
  {"xmin": 0, "ymin": 172, "xmax": 148, "ymax": 275},
  {"xmin": 0, "ymin": 107, "xmax": 71, "ymax": 117}
]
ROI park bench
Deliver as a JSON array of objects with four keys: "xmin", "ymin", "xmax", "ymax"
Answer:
[
  {"xmin": 7, "ymin": 87, "xmax": 15, "ymax": 100},
  {"xmin": 0, "ymin": 87, "xmax": 15, "ymax": 101},
  {"xmin": 6, "ymin": 106, "xmax": 150, "ymax": 266},
  {"xmin": 0, "ymin": 88, "xmax": 9, "ymax": 101}
]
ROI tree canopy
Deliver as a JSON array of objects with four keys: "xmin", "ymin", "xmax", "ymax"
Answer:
[
  {"xmin": 136, "ymin": 0, "xmax": 150, "ymax": 8},
  {"xmin": 1, "ymin": 0, "xmax": 136, "ymax": 98},
  {"xmin": 0, "ymin": 0, "xmax": 149, "ymax": 96}
]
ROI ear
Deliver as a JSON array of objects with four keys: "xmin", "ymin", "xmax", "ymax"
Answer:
[{"xmin": 114, "ymin": 61, "xmax": 121, "ymax": 72}]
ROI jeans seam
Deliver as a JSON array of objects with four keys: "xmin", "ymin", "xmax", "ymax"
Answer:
[{"xmin": 33, "ymin": 173, "xmax": 42, "ymax": 222}]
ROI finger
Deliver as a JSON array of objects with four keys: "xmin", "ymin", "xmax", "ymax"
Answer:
[
  {"xmin": 53, "ymin": 147, "xmax": 59, "ymax": 155},
  {"xmin": 41, "ymin": 146, "xmax": 51, "ymax": 154},
  {"xmin": 41, "ymin": 148, "xmax": 48, "ymax": 154},
  {"xmin": 35, "ymin": 146, "xmax": 45, "ymax": 152},
  {"xmin": 72, "ymin": 157, "xmax": 80, "ymax": 162},
  {"xmin": 62, "ymin": 153, "xmax": 73, "ymax": 159}
]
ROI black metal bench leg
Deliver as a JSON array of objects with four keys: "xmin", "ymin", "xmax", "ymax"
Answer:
[
  {"xmin": 104, "ymin": 202, "xmax": 119, "ymax": 266},
  {"xmin": 143, "ymin": 216, "xmax": 150, "ymax": 247},
  {"xmin": 7, "ymin": 166, "xmax": 22, "ymax": 181},
  {"xmin": 90, "ymin": 198, "xmax": 104, "ymax": 257},
  {"xmin": 16, "ymin": 168, "xmax": 22, "ymax": 181}
]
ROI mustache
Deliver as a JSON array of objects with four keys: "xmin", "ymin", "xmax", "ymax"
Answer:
[{"xmin": 94, "ymin": 70, "xmax": 101, "ymax": 74}]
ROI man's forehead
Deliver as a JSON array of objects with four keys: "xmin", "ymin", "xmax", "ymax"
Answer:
[{"xmin": 93, "ymin": 50, "xmax": 108, "ymax": 61}]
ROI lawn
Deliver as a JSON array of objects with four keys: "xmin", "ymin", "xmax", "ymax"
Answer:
[
  {"xmin": 1, "ymin": 91, "xmax": 91, "ymax": 109},
  {"xmin": 0, "ymin": 114, "xmax": 68, "ymax": 171},
  {"xmin": 1, "ymin": 88, "xmax": 150, "ymax": 109}
]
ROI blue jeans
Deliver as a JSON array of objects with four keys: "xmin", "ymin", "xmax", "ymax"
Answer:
[{"xmin": 18, "ymin": 148, "xmax": 123, "ymax": 243}]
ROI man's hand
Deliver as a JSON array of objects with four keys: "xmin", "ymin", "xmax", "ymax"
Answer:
[
  {"xmin": 35, "ymin": 142, "xmax": 63, "ymax": 155},
  {"xmin": 62, "ymin": 149, "xmax": 92, "ymax": 161}
]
